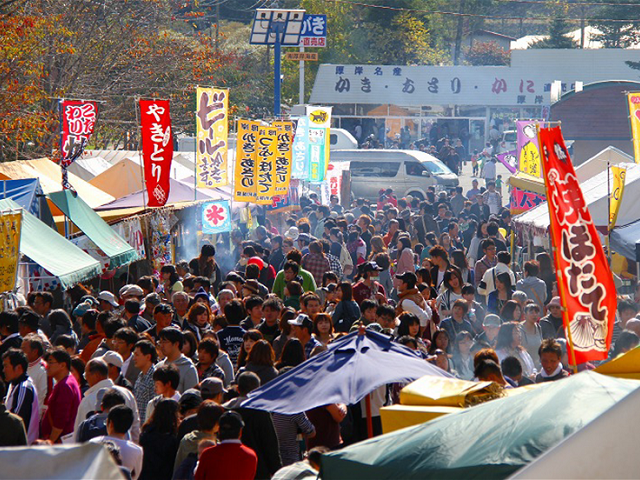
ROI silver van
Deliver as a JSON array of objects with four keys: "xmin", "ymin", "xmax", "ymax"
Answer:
[{"xmin": 331, "ymin": 149, "xmax": 459, "ymax": 200}]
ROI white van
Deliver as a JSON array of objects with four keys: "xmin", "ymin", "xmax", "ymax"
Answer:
[
  {"xmin": 331, "ymin": 149, "xmax": 459, "ymax": 200},
  {"xmin": 329, "ymin": 129, "xmax": 357, "ymax": 150}
]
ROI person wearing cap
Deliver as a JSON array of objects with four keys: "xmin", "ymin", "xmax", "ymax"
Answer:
[
  {"xmin": 119, "ymin": 285, "xmax": 145, "ymax": 303},
  {"xmin": 195, "ymin": 410, "xmax": 258, "ymax": 480},
  {"xmin": 141, "ymin": 293, "xmax": 161, "ymax": 324},
  {"xmin": 102, "ymin": 350, "xmax": 134, "ymax": 391},
  {"xmin": 395, "ymin": 272, "xmax": 432, "ymax": 332},
  {"xmin": 540, "ymin": 296, "xmax": 565, "ymax": 340},
  {"xmin": 143, "ymin": 304, "xmax": 175, "ymax": 343},
  {"xmin": 174, "ymin": 400, "xmax": 225, "ymax": 476},
  {"xmin": 75, "ymin": 358, "xmax": 141, "ymax": 443},
  {"xmin": 352, "ymin": 262, "xmax": 387, "ymax": 305},
  {"xmin": 472, "ymin": 314, "xmax": 501, "ymax": 352},
  {"xmin": 97, "ymin": 291, "xmax": 119, "ymax": 313},
  {"xmin": 289, "ymin": 314, "xmax": 321, "ymax": 359},
  {"xmin": 176, "ymin": 377, "xmax": 227, "ymax": 442}
]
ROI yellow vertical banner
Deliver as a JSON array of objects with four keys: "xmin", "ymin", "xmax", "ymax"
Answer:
[
  {"xmin": 234, "ymin": 120, "xmax": 260, "ymax": 202},
  {"xmin": 610, "ymin": 165, "xmax": 627, "ymax": 230},
  {"xmin": 272, "ymin": 121, "xmax": 294, "ymax": 195},
  {"xmin": 0, "ymin": 211, "xmax": 21, "ymax": 293},
  {"xmin": 196, "ymin": 87, "xmax": 229, "ymax": 188},
  {"xmin": 256, "ymin": 125, "xmax": 278, "ymax": 205},
  {"xmin": 627, "ymin": 92, "xmax": 640, "ymax": 163}
]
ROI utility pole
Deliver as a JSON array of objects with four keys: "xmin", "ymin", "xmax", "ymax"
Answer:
[
  {"xmin": 580, "ymin": 5, "xmax": 586, "ymax": 48},
  {"xmin": 453, "ymin": 0, "xmax": 466, "ymax": 66}
]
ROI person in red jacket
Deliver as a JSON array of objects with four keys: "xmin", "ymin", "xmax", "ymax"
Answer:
[{"xmin": 195, "ymin": 411, "xmax": 257, "ymax": 480}]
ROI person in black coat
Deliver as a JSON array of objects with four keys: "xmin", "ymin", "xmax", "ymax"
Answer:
[{"xmin": 139, "ymin": 399, "xmax": 180, "ymax": 480}]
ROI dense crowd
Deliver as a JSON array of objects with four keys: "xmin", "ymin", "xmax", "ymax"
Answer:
[{"xmin": 0, "ymin": 178, "xmax": 638, "ymax": 480}]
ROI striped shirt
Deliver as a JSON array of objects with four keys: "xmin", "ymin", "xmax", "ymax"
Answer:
[
  {"xmin": 272, "ymin": 413, "xmax": 315, "ymax": 466},
  {"xmin": 133, "ymin": 365, "xmax": 155, "ymax": 423},
  {"xmin": 6, "ymin": 375, "xmax": 39, "ymax": 444}
]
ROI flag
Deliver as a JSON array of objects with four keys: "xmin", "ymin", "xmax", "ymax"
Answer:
[
  {"xmin": 609, "ymin": 165, "xmax": 626, "ymax": 231},
  {"xmin": 307, "ymin": 106, "xmax": 332, "ymax": 182},
  {"xmin": 273, "ymin": 121, "xmax": 294, "ymax": 195},
  {"xmin": 256, "ymin": 125, "xmax": 278, "ymax": 205},
  {"xmin": 202, "ymin": 200, "xmax": 231, "ymax": 234},
  {"xmin": 60, "ymin": 100, "xmax": 98, "ymax": 189},
  {"xmin": 139, "ymin": 99, "xmax": 173, "ymax": 207},
  {"xmin": 539, "ymin": 126, "xmax": 617, "ymax": 363},
  {"xmin": 626, "ymin": 92, "xmax": 640, "ymax": 163},
  {"xmin": 291, "ymin": 117, "xmax": 309, "ymax": 180},
  {"xmin": 196, "ymin": 87, "xmax": 229, "ymax": 188},
  {"xmin": 0, "ymin": 211, "xmax": 21, "ymax": 293},
  {"xmin": 234, "ymin": 120, "xmax": 260, "ymax": 202},
  {"xmin": 517, "ymin": 120, "xmax": 542, "ymax": 177},
  {"xmin": 495, "ymin": 150, "xmax": 517, "ymax": 174}
]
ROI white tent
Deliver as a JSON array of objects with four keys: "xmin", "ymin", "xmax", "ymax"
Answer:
[
  {"xmin": 83, "ymin": 149, "xmax": 193, "ymax": 179},
  {"xmin": 574, "ymin": 146, "xmax": 632, "ymax": 182},
  {"xmin": 513, "ymin": 162, "xmax": 640, "ymax": 238},
  {"xmin": 512, "ymin": 383, "xmax": 640, "ymax": 479},
  {"xmin": 66, "ymin": 156, "xmax": 113, "ymax": 181}
]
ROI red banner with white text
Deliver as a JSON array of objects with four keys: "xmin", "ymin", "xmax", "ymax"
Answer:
[
  {"xmin": 140, "ymin": 99, "xmax": 173, "ymax": 207},
  {"xmin": 60, "ymin": 100, "xmax": 98, "ymax": 189},
  {"xmin": 539, "ymin": 126, "xmax": 616, "ymax": 363}
]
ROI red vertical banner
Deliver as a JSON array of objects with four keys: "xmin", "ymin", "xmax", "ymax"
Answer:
[
  {"xmin": 139, "ymin": 99, "xmax": 173, "ymax": 207},
  {"xmin": 539, "ymin": 126, "xmax": 617, "ymax": 363},
  {"xmin": 60, "ymin": 100, "xmax": 98, "ymax": 189}
]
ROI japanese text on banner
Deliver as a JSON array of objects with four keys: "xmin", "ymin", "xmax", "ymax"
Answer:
[
  {"xmin": 273, "ymin": 121, "xmax": 294, "ymax": 195},
  {"xmin": 540, "ymin": 126, "xmax": 617, "ymax": 363},
  {"xmin": 0, "ymin": 212, "xmax": 21, "ymax": 293},
  {"xmin": 306, "ymin": 106, "xmax": 332, "ymax": 182},
  {"xmin": 627, "ymin": 92, "xmax": 640, "ymax": 163},
  {"xmin": 60, "ymin": 100, "xmax": 98, "ymax": 190},
  {"xmin": 256, "ymin": 126, "xmax": 278, "ymax": 205},
  {"xmin": 140, "ymin": 99, "xmax": 173, "ymax": 207},
  {"xmin": 196, "ymin": 87, "xmax": 228, "ymax": 188},
  {"xmin": 234, "ymin": 120, "xmax": 260, "ymax": 202},
  {"xmin": 517, "ymin": 120, "xmax": 542, "ymax": 177},
  {"xmin": 291, "ymin": 117, "xmax": 309, "ymax": 180}
]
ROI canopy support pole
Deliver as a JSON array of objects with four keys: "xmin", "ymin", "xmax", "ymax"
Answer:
[{"xmin": 365, "ymin": 393, "xmax": 373, "ymax": 439}]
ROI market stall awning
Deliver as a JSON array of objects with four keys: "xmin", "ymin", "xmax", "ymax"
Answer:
[
  {"xmin": 47, "ymin": 190, "xmax": 138, "ymax": 269},
  {"xmin": 0, "ymin": 199, "xmax": 102, "ymax": 289},
  {"xmin": 0, "ymin": 179, "xmax": 55, "ymax": 227}
]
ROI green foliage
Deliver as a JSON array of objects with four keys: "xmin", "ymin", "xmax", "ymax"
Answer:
[
  {"xmin": 530, "ymin": 16, "xmax": 579, "ymax": 49},
  {"xmin": 464, "ymin": 41, "xmax": 510, "ymax": 66},
  {"xmin": 590, "ymin": 0, "xmax": 640, "ymax": 48}
]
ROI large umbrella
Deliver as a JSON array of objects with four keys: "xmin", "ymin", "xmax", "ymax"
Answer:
[
  {"xmin": 320, "ymin": 371, "xmax": 640, "ymax": 479},
  {"xmin": 241, "ymin": 329, "xmax": 452, "ymax": 434}
]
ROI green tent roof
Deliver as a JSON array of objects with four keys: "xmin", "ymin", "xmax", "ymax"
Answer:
[
  {"xmin": 0, "ymin": 199, "xmax": 102, "ymax": 290},
  {"xmin": 48, "ymin": 190, "xmax": 139, "ymax": 269},
  {"xmin": 321, "ymin": 372, "xmax": 640, "ymax": 480}
]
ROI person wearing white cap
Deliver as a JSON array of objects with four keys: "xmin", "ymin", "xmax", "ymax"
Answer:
[
  {"xmin": 101, "ymin": 350, "xmax": 134, "ymax": 391},
  {"xmin": 97, "ymin": 291, "xmax": 119, "ymax": 313},
  {"xmin": 540, "ymin": 297, "xmax": 565, "ymax": 340},
  {"xmin": 74, "ymin": 358, "xmax": 141, "ymax": 443},
  {"xmin": 119, "ymin": 285, "xmax": 144, "ymax": 302}
]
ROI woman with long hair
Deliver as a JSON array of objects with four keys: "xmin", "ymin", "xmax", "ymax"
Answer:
[
  {"xmin": 275, "ymin": 338, "xmax": 306, "ymax": 373},
  {"xmin": 49, "ymin": 309, "xmax": 78, "ymax": 346},
  {"xmin": 373, "ymin": 252, "xmax": 393, "ymax": 299},
  {"xmin": 368, "ymin": 235, "xmax": 387, "ymax": 260},
  {"xmin": 184, "ymin": 302, "xmax": 212, "ymax": 341},
  {"xmin": 396, "ymin": 312, "xmax": 428, "ymax": 355},
  {"xmin": 495, "ymin": 321, "xmax": 536, "ymax": 378},
  {"xmin": 499, "ymin": 300, "xmax": 522, "ymax": 323},
  {"xmin": 451, "ymin": 249, "xmax": 473, "ymax": 285},
  {"xmin": 273, "ymin": 308, "xmax": 296, "ymax": 360},
  {"xmin": 313, "ymin": 313, "xmax": 336, "ymax": 347},
  {"xmin": 450, "ymin": 330, "xmax": 475, "ymax": 381},
  {"xmin": 188, "ymin": 244, "xmax": 222, "ymax": 293},
  {"xmin": 236, "ymin": 329, "xmax": 264, "ymax": 370},
  {"xmin": 536, "ymin": 252, "xmax": 555, "ymax": 302},
  {"xmin": 395, "ymin": 236, "xmax": 415, "ymax": 277},
  {"xmin": 487, "ymin": 272, "xmax": 514, "ymax": 315},
  {"xmin": 160, "ymin": 264, "xmax": 183, "ymax": 301},
  {"xmin": 237, "ymin": 339, "xmax": 278, "ymax": 386},
  {"xmin": 436, "ymin": 269, "xmax": 464, "ymax": 318},
  {"xmin": 428, "ymin": 329, "xmax": 451, "ymax": 355},
  {"xmin": 467, "ymin": 221, "xmax": 489, "ymax": 266},
  {"xmin": 139, "ymin": 398, "xmax": 180, "ymax": 480},
  {"xmin": 438, "ymin": 232, "xmax": 454, "ymax": 255},
  {"xmin": 332, "ymin": 282, "xmax": 361, "ymax": 333}
]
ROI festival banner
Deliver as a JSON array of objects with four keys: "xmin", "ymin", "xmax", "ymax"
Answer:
[
  {"xmin": 626, "ymin": 92, "xmax": 640, "ymax": 163},
  {"xmin": 539, "ymin": 126, "xmax": 617, "ymax": 363},
  {"xmin": 234, "ymin": 120, "xmax": 260, "ymax": 202},
  {"xmin": 267, "ymin": 179, "xmax": 301, "ymax": 214},
  {"xmin": 256, "ymin": 125, "xmax": 278, "ymax": 205},
  {"xmin": 273, "ymin": 121, "xmax": 294, "ymax": 195},
  {"xmin": 321, "ymin": 162, "xmax": 350, "ymax": 205},
  {"xmin": 202, "ymin": 200, "xmax": 231, "ymax": 234},
  {"xmin": 196, "ymin": 87, "xmax": 229, "ymax": 188},
  {"xmin": 140, "ymin": 99, "xmax": 173, "ymax": 207},
  {"xmin": 291, "ymin": 117, "xmax": 309, "ymax": 180},
  {"xmin": 609, "ymin": 165, "xmax": 627, "ymax": 231},
  {"xmin": 517, "ymin": 120, "xmax": 542, "ymax": 177},
  {"xmin": 495, "ymin": 150, "xmax": 517, "ymax": 174},
  {"xmin": 509, "ymin": 186, "xmax": 546, "ymax": 215},
  {"xmin": 0, "ymin": 212, "xmax": 21, "ymax": 293},
  {"xmin": 60, "ymin": 100, "xmax": 98, "ymax": 189},
  {"xmin": 307, "ymin": 106, "xmax": 332, "ymax": 182}
]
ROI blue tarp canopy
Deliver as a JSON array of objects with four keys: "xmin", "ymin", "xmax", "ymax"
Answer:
[
  {"xmin": 611, "ymin": 219, "xmax": 640, "ymax": 261},
  {"xmin": 0, "ymin": 179, "xmax": 54, "ymax": 227},
  {"xmin": 241, "ymin": 330, "xmax": 453, "ymax": 415}
]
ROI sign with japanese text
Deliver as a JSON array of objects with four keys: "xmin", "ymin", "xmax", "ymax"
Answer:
[
  {"xmin": 234, "ymin": 120, "xmax": 260, "ymax": 202},
  {"xmin": 496, "ymin": 150, "xmax": 517, "ymax": 174},
  {"xmin": 272, "ymin": 121, "xmax": 294, "ymax": 195},
  {"xmin": 60, "ymin": 100, "xmax": 98, "ymax": 189},
  {"xmin": 627, "ymin": 92, "xmax": 640, "ymax": 163},
  {"xmin": 321, "ymin": 162, "xmax": 350, "ymax": 205},
  {"xmin": 140, "ymin": 99, "xmax": 173, "ymax": 207},
  {"xmin": 517, "ymin": 120, "xmax": 542, "ymax": 178},
  {"xmin": 509, "ymin": 186, "xmax": 545, "ymax": 215},
  {"xmin": 256, "ymin": 126, "xmax": 278, "ymax": 205},
  {"xmin": 202, "ymin": 200, "xmax": 231, "ymax": 234},
  {"xmin": 609, "ymin": 165, "xmax": 626, "ymax": 231},
  {"xmin": 0, "ymin": 212, "xmax": 21, "ymax": 293},
  {"xmin": 292, "ymin": 117, "xmax": 309, "ymax": 180},
  {"xmin": 196, "ymin": 87, "xmax": 229, "ymax": 188},
  {"xmin": 307, "ymin": 106, "xmax": 331, "ymax": 183},
  {"xmin": 299, "ymin": 14, "xmax": 326, "ymax": 47},
  {"xmin": 285, "ymin": 52, "xmax": 318, "ymax": 61},
  {"xmin": 540, "ymin": 126, "xmax": 616, "ymax": 363},
  {"xmin": 267, "ymin": 179, "xmax": 301, "ymax": 214}
]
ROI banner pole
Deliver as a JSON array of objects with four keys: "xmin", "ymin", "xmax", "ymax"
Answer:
[
  {"xmin": 536, "ymin": 124, "xmax": 579, "ymax": 374},
  {"xmin": 135, "ymin": 98, "xmax": 147, "ymax": 211},
  {"xmin": 194, "ymin": 87, "xmax": 198, "ymax": 203},
  {"xmin": 607, "ymin": 160, "xmax": 611, "ymax": 261}
]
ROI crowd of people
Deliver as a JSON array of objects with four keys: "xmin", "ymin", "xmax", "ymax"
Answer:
[{"xmin": 0, "ymin": 178, "xmax": 638, "ymax": 480}]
